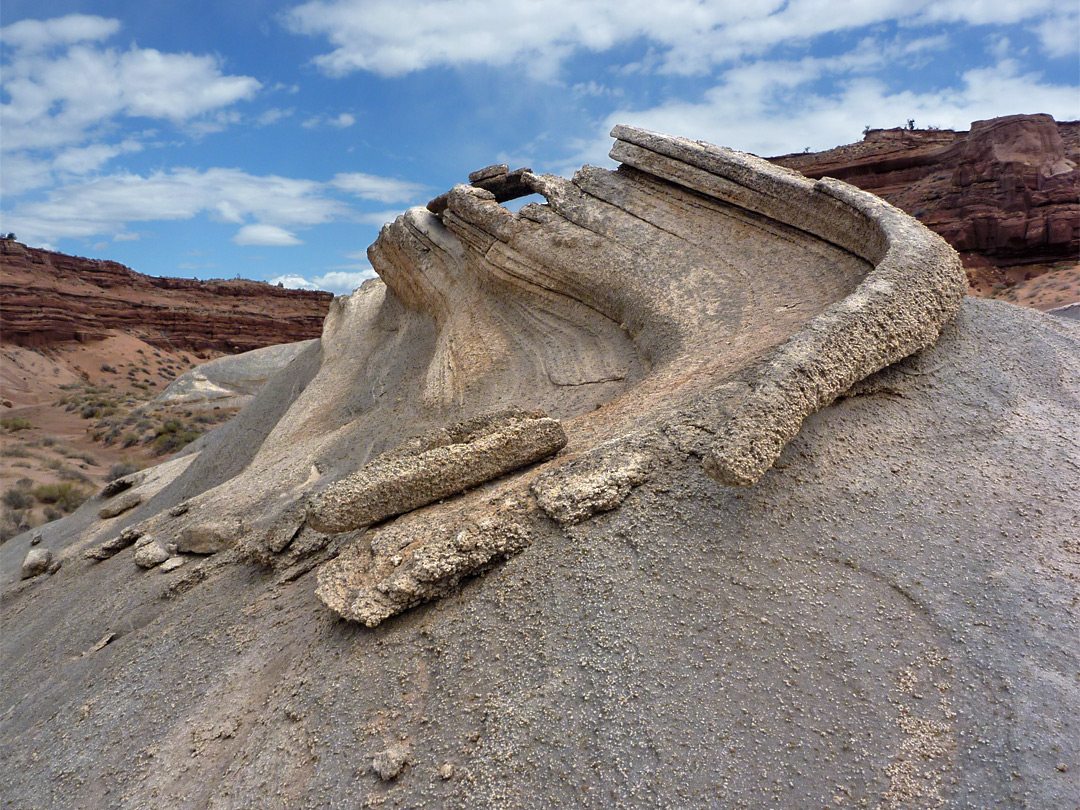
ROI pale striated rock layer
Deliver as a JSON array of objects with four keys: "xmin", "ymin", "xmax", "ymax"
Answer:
[{"xmin": 2, "ymin": 127, "xmax": 1077, "ymax": 810}]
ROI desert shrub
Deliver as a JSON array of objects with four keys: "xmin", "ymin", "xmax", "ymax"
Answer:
[
  {"xmin": 36, "ymin": 436, "xmax": 57, "ymax": 447},
  {"xmin": 64, "ymin": 450, "xmax": 98, "ymax": 465},
  {"xmin": 0, "ymin": 416, "xmax": 32, "ymax": 432},
  {"xmin": 43, "ymin": 506, "xmax": 62, "ymax": 522},
  {"xmin": 2, "ymin": 488, "xmax": 33, "ymax": 510},
  {"xmin": 101, "ymin": 364, "xmax": 116, "ymax": 373},
  {"xmin": 0, "ymin": 444, "xmax": 33, "ymax": 458},
  {"xmin": 121, "ymin": 432, "xmax": 139, "ymax": 448},
  {"xmin": 153, "ymin": 429, "xmax": 200, "ymax": 456},
  {"xmin": 56, "ymin": 466, "xmax": 92, "ymax": 484},
  {"xmin": 107, "ymin": 462, "xmax": 139, "ymax": 481},
  {"xmin": 31, "ymin": 482, "xmax": 89, "ymax": 512}
]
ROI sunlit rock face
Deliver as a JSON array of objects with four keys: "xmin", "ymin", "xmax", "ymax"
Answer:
[{"xmin": 2, "ymin": 127, "xmax": 1076, "ymax": 810}]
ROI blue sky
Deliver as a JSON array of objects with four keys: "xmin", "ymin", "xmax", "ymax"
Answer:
[{"xmin": 2, "ymin": 1, "xmax": 1077, "ymax": 294}]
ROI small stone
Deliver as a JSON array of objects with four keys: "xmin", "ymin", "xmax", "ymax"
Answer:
[
  {"xmin": 178, "ymin": 521, "xmax": 238, "ymax": 554},
  {"xmin": 30, "ymin": 534, "xmax": 41, "ymax": 546},
  {"xmin": 98, "ymin": 491, "xmax": 143, "ymax": 519},
  {"xmin": 372, "ymin": 746, "xmax": 409, "ymax": 781},
  {"xmin": 158, "ymin": 556, "xmax": 187, "ymax": 573},
  {"xmin": 21, "ymin": 548, "xmax": 52, "ymax": 579},
  {"xmin": 437, "ymin": 763, "xmax": 455, "ymax": 781},
  {"xmin": 169, "ymin": 503, "xmax": 190, "ymax": 517},
  {"xmin": 47, "ymin": 559, "xmax": 62, "ymax": 575},
  {"xmin": 85, "ymin": 527, "xmax": 144, "ymax": 560},
  {"xmin": 134, "ymin": 542, "xmax": 170, "ymax": 569},
  {"xmin": 1057, "ymin": 762, "xmax": 1069, "ymax": 773}
]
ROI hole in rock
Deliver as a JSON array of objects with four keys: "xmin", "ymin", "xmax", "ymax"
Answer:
[{"xmin": 499, "ymin": 193, "xmax": 547, "ymax": 212}]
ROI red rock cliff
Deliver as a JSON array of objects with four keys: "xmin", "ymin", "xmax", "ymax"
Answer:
[
  {"xmin": 0, "ymin": 240, "xmax": 332, "ymax": 353},
  {"xmin": 771, "ymin": 114, "xmax": 1079, "ymax": 287}
]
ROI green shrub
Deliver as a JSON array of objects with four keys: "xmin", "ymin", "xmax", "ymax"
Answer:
[
  {"xmin": 107, "ymin": 462, "xmax": 139, "ymax": 481},
  {"xmin": 0, "ymin": 416, "xmax": 32, "ymax": 432},
  {"xmin": 2, "ymin": 488, "xmax": 33, "ymax": 510},
  {"xmin": 31, "ymin": 482, "xmax": 89, "ymax": 512}
]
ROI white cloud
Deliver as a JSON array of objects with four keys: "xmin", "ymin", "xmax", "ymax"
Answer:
[
  {"xmin": 268, "ymin": 269, "xmax": 376, "ymax": 295},
  {"xmin": 1, "ymin": 167, "xmax": 349, "ymax": 243},
  {"xmin": 256, "ymin": 107, "xmax": 295, "ymax": 126},
  {"xmin": 0, "ymin": 15, "xmax": 261, "ymax": 199},
  {"xmin": 0, "ymin": 14, "xmax": 120, "ymax": 52},
  {"xmin": 0, "ymin": 161, "xmax": 428, "ymax": 245},
  {"xmin": 330, "ymin": 173, "xmax": 427, "ymax": 202},
  {"xmin": 311, "ymin": 269, "xmax": 376, "ymax": 294},
  {"xmin": 283, "ymin": 0, "xmax": 1070, "ymax": 78},
  {"xmin": 1, "ymin": 40, "xmax": 261, "ymax": 153},
  {"xmin": 302, "ymin": 111, "xmax": 357, "ymax": 128},
  {"xmin": 269, "ymin": 274, "xmax": 321, "ymax": 290},
  {"xmin": 1031, "ymin": 11, "xmax": 1080, "ymax": 58},
  {"xmin": 234, "ymin": 224, "xmax": 303, "ymax": 246},
  {"xmin": 576, "ymin": 58, "xmax": 1080, "ymax": 164}
]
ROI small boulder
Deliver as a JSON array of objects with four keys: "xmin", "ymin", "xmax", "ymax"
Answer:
[
  {"xmin": 98, "ymin": 491, "xmax": 143, "ymax": 519},
  {"xmin": 158, "ymin": 556, "xmax": 187, "ymax": 573},
  {"xmin": 178, "ymin": 521, "xmax": 239, "ymax": 555},
  {"xmin": 21, "ymin": 548, "xmax": 52, "ymax": 579},
  {"xmin": 85, "ymin": 527, "xmax": 143, "ymax": 561},
  {"xmin": 134, "ymin": 542, "xmax": 171, "ymax": 569},
  {"xmin": 372, "ymin": 746, "xmax": 409, "ymax": 781}
]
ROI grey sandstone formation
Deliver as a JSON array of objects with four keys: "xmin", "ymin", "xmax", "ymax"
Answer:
[
  {"xmin": 148, "ymin": 339, "xmax": 317, "ymax": 411},
  {"xmin": 0, "ymin": 126, "xmax": 1076, "ymax": 809}
]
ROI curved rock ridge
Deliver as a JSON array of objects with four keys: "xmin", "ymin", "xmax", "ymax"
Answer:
[
  {"xmin": 25, "ymin": 125, "xmax": 967, "ymax": 630},
  {"xmin": 2, "ymin": 129, "xmax": 1077, "ymax": 810}
]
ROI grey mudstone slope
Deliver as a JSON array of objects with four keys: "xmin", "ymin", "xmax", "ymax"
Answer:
[{"xmin": 1, "ymin": 127, "xmax": 1076, "ymax": 809}]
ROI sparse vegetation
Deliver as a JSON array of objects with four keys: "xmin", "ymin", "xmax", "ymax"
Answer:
[
  {"xmin": 107, "ymin": 462, "xmax": 139, "ymax": 481},
  {"xmin": 0, "ymin": 416, "xmax": 32, "ymax": 432},
  {"xmin": 31, "ymin": 482, "xmax": 89, "ymax": 512},
  {"xmin": 2, "ymin": 487, "xmax": 33, "ymax": 510}
]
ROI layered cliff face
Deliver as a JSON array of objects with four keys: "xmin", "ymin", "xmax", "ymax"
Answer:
[
  {"xmin": 0, "ymin": 239, "xmax": 332, "ymax": 353},
  {"xmin": 2, "ymin": 127, "xmax": 1077, "ymax": 809},
  {"xmin": 772, "ymin": 114, "xmax": 1079, "ymax": 307}
]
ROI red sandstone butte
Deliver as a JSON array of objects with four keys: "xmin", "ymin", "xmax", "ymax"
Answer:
[
  {"xmin": 0, "ymin": 240, "xmax": 332, "ymax": 353},
  {"xmin": 771, "ymin": 114, "xmax": 1079, "ymax": 292}
]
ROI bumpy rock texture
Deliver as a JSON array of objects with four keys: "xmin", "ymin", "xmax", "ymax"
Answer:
[
  {"xmin": 1, "ymin": 126, "xmax": 1077, "ymax": 810},
  {"xmin": 0, "ymin": 240, "xmax": 332, "ymax": 352},
  {"xmin": 772, "ymin": 114, "xmax": 1079, "ymax": 292}
]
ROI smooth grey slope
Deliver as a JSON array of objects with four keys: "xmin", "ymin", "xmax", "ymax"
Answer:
[{"xmin": 1, "ymin": 298, "xmax": 1076, "ymax": 809}]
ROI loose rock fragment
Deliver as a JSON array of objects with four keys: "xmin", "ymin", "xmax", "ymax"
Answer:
[
  {"xmin": 85, "ymin": 527, "xmax": 144, "ymax": 561},
  {"xmin": 317, "ymin": 495, "xmax": 538, "ymax": 627},
  {"xmin": 21, "ymin": 548, "xmax": 52, "ymax": 579},
  {"xmin": 532, "ymin": 438, "xmax": 656, "ymax": 526},
  {"xmin": 372, "ymin": 746, "xmax": 409, "ymax": 781},
  {"xmin": 309, "ymin": 410, "xmax": 566, "ymax": 535},
  {"xmin": 134, "ymin": 542, "xmax": 171, "ymax": 569},
  {"xmin": 158, "ymin": 556, "xmax": 187, "ymax": 573},
  {"xmin": 98, "ymin": 491, "xmax": 143, "ymax": 519},
  {"xmin": 178, "ymin": 520, "xmax": 240, "ymax": 554}
]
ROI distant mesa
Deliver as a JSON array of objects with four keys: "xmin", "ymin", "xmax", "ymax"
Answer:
[{"xmin": 0, "ymin": 239, "xmax": 332, "ymax": 353}]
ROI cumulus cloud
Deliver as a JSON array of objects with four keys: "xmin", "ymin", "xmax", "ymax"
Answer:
[
  {"xmin": 0, "ymin": 163, "xmax": 426, "ymax": 246},
  {"xmin": 233, "ymin": 224, "xmax": 303, "ymax": 246},
  {"xmin": 0, "ymin": 14, "xmax": 261, "ymax": 196},
  {"xmin": 573, "ymin": 57, "xmax": 1080, "ymax": 164},
  {"xmin": 0, "ymin": 14, "xmax": 120, "ymax": 52},
  {"xmin": 329, "ymin": 173, "xmax": 428, "ymax": 203},
  {"xmin": 269, "ymin": 268, "xmax": 376, "ymax": 295},
  {"xmin": 1, "ymin": 167, "xmax": 349, "ymax": 243},
  {"xmin": 283, "ymin": 0, "xmax": 1070, "ymax": 78}
]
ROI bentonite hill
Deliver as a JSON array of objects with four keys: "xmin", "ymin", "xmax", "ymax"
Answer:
[{"xmin": 2, "ymin": 126, "xmax": 1078, "ymax": 809}]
